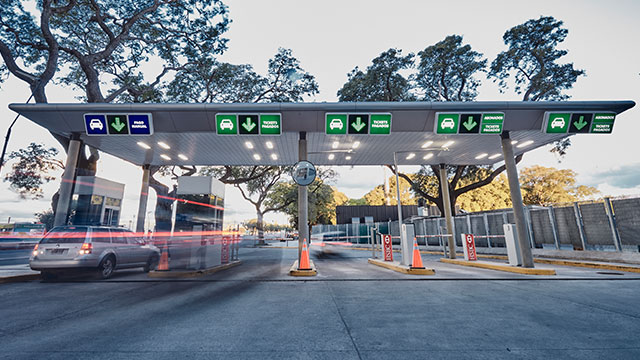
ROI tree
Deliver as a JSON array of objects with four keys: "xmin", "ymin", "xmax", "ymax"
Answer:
[
  {"xmin": 35, "ymin": 209, "xmax": 55, "ymax": 231},
  {"xmin": 363, "ymin": 175, "xmax": 416, "ymax": 205},
  {"xmin": 3, "ymin": 143, "xmax": 64, "ymax": 200},
  {"xmin": 489, "ymin": 16, "xmax": 586, "ymax": 156},
  {"xmin": 234, "ymin": 166, "xmax": 293, "ymax": 242},
  {"xmin": 265, "ymin": 169, "xmax": 340, "ymax": 228},
  {"xmin": 1, "ymin": 0, "xmax": 231, "ymax": 220},
  {"xmin": 456, "ymin": 174, "xmax": 512, "ymax": 212},
  {"xmin": 337, "ymin": 48, "xmax": 415, "ymax": 101},
  {"xmin": 519, "ymin": 165, "xmax": 598, "ymax": 206},
  {"xmin": 415, "ymin": 35, "xmax": 487, "ymax": 101},
  {"xmin": 344, "ymin": 198, "xmax": 367, "ymax": 206}
]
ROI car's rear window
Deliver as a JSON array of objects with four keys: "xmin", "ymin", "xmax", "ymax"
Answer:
[{"xmin": 40, "ymin": 226, "xmax": 89, "ymax": 244}]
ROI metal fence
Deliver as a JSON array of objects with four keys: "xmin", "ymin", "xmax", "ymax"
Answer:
[{"xmin": 312, "ymin": 197, "xmax": 640, "ymax": 252}]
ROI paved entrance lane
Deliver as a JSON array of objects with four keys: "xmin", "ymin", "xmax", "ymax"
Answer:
[{"xmin": 3, "ymin": 246, "xmax": 640, "ymax": 359}]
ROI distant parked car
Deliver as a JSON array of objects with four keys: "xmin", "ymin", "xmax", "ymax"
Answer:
[{"xmin": 30, "ymin": 226, "xmax": 160, "ymax": 280}]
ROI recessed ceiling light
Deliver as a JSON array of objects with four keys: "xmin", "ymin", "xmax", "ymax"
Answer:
[
  {"xmin": 345, "ymin": 156, "xmax": 352, "ymax": 160},
  {"xmin": 423, "ymin": 153, "xmax": 433, "ymax": 160},
  {"xmin": 271, "ymin": 154, "xmax": 278, "ymax": 160},
  {"xmin": 517, "ymin": 140, "xmax": 534, "ymax": 148},
  {"xmin": 488, "ymin": 153, "xmax": 501, "ymax": 160},
  {"xmin": 253, "ymin": 154, "xmax": 261, "ymax": 160},
  {"xmin": 406, "ymin": 153, "xmax": 416, "ymax": 160},
  {"xmin": 442, "ymin": 140, "xmax": 454, "ymax": 148},
  {"xmin": 421, "ymin": 141, "xmax": 433, "ymax": 148},
  {"xmin": 137, "ymin": 142, "xmax": 151, "ymax": 150},
  {"xmin": 332, "ymin": 141, "xmax": 339, "ymax": 149},
  {"xmin": 511, "ymin": 140, "xmax": 518, "ymax": 145},
  {"xmin": 158, "ymin": 141, "xmax": 170, "ymax": 150},
  {"xmin": 475, "ymin": 153, "xmax": 488, "ymax": 159},
  {"xmin": 160, "ymin": 154, "xmax": 171, "ymax": 161},
  {"xmin": 352, "ymin": 141, "xmax": 360, "ymax": 148},
  {"xmin": 245, "ymin": 141, "xmax": 254, "ymax": 149},
  {"xmin": 266, "ymin": 141, "xmax": 274, "ymax": 149},
  {"xmin": 178, "ymin": 154, "xmax": 188, "ymax": 161},
  {"xmin": 328, "ymin": 154, "xmax": 335, "ymax": 160}
]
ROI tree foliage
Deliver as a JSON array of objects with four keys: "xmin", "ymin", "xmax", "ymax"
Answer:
[
  {"xmin": 520, "ymin": 165, "xmax": 598, "ymax": 206},
  {"xmin": 489, "ymin": 16, "xmax": 585, "ymax": 102},
  {"xmin": 415, "ymin": 35, "xmax": 487, "ymax": 101},
  {"xmin": 3, "ymin": 143, "xmax": 64, "ymax": 199},
  {"xmin": 363, "ymin": 175, "xmax": 416, "ymax": 205},
  {"xmin": 337, "ymin": 48, "xmax": 414, "ymax": 101}
]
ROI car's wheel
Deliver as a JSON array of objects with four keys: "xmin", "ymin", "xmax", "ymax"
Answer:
[
  {"xmin": 143, "ymin": 254, "xmax": 159, "ymax": 273},
  {"xmin": 97, "ymin": 255, "xmax": 115, "ymax": 279}
]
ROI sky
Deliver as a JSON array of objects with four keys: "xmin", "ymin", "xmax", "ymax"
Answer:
[{"xmin": 0, "ymin": 0, "xmax": 638, "ymax": 228}]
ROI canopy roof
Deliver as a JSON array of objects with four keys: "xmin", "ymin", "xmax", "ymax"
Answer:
[{"xmin": 9, "ymin": 101, "xmax": 635, "ymax": 166}]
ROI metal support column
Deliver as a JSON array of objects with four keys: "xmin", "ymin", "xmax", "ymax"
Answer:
[
  {"xmin": 439, "ymin": 164, "xmax": 456, "ymax": 259},
  {"xmin": 53, "ymin": 134, "xmax": 82, "ymax": 227},
  {"xmin": 393, "ymin": 152, "xmax": 410, "ymax": 264},
  {"xmin": 297, "ymin": 132, "xmax": 309, "ymax": 261},
  {"xmin": 136, "ymin": 164, "xmax": 150, "ymax": 233},
  {"xmin": 500, "ymin": 132, "xmax": 534, "ymax": 268},
  {"xmin": 573, "ymin": 202, "xmax": 588, "ymax": 250},
  {"xmin": 604, "ymin": 198, "xmax": 623, "ymax": 251},
  {"xmin": 483, "ymin": 213, "xmax": 492, "ymax": 248},
  {"xmin": 525, "ymin": 207, "xmax": 535, "ymax": 248}
]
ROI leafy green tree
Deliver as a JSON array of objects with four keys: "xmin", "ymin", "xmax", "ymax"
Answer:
[
  {"xmin": 344, "ymin": 198, "xmax": 367, "ymax": 206},
  {"xmin": 3, "ymin": 143, "xmax": 64, "ymax": 200},
  {"xmin": 337, "ymin": 48, "xmax": 415, "ymax": 101},
  {"xmin": 415, "ymin": 35, "xmax": 487, "ymax": 101},
  {"xmin": 456, "ymin": 174, "xmax": 512, "ymax": 212},
  {"xmin": 489, "ymin": 16, "xmax": 585, "ymax": 156},
  {"xmin": 519, "ymin": 165, "xmax": 598, "ymax": 206},
  {"xmin": 35, "ymin": 209, "xmax": 55, "ymax": 231},
  {"xmin": 363, "ymin": 175, "xmax": 416, "ymax": 205}
]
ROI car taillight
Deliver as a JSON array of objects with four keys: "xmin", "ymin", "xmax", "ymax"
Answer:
[
  {"xmin": 79, "ymin": 243, "xmax": 92, "ymax": 255},
  {"xmin": 32, "ymin": 244, "xmax": 39, "ymax": 256}
]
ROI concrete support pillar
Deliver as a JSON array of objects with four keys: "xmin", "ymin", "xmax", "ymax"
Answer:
[
  {"xmin": 297, "ymin": 132, "xmax": 309, "ymax": 261},
  {"xmin": 53, "ymin": 134, "xmax": 82, "ymax": 227},
  {"xmin": 136, "ymin": 164, "xmax": 150, "ymax": 233},
  {"xmin": 439, "ymin": 164, "xmax": 456, "ymax": 259},
  {"xmin": 500, "ymin": 132, "xmax": 534, "ymax": 268}
]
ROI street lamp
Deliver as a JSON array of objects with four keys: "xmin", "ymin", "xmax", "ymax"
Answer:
[{"xmin": 0, "ymin": 94, "xmax": 33, "ymax": 174}]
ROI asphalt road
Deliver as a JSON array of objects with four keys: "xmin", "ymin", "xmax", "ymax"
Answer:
[
  {"xmin": 0, "ymin": 248, "xmax": 32, "ymax": 266},
  {"xmin": 1, "ymin": 246, "xmax": 640, "ymax": 359}
]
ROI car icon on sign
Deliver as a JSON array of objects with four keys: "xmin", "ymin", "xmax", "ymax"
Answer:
[
  {"xmin": 551, "ymin": 117, "xmax": 565, "ymax": 129},
  {"xmin": 441, "ymin": 118, "xmax": 456, "ymax": 129},
  {"xmin": 220, "ymin": 119, "xmax": 234, "ymax": 130},
  {"xmin": 89, "ymin": 119, "xmax": 104, "ymax": 131},
  {"xmin": 329, "ymin": 118, "xmax": 343, "ymax": 130}
]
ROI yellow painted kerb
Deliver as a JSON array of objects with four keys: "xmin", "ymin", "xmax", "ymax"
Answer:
[{"xmin": 440, "ymin": 258, "xmax": 556, "ymax": 275}]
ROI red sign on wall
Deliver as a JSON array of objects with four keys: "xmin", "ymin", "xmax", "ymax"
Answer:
[
  {"xmin": 221, "ymin": 237, "xmax": 230, "ymax": 264},
  {"xmin": 382, "ymin": 234, "xmax": 393, "ymax": 262},
  {"xmin": 463, "ymin": 234, "xmax": 477, "ymax": 261}
]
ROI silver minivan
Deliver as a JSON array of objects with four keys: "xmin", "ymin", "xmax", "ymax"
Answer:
[{"xmin": 30, "ymin": 225, "xmax": 161, "ymax": 279}]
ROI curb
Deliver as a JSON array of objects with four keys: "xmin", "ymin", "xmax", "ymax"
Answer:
[
  {"xmin": 440, "ymin": 258, "xmax": 556, "ymax": 275},
  {"xmin": 289, "ymin": 260, "xmax": 317, "ymax": 277},
  {"xmin": 148, "ymin": 260, "xmax": 242, "ymax": 278},
  {"xmin": 0, "ymin": 273, "xmax": 40, "ymax": 284},
  {"xmin": 368, "ymin": 258, "xmax": 435, "ymax": 275},
  {"xmin": 534, "ymin": 258, "xmax": 640, "ymax": 273}
]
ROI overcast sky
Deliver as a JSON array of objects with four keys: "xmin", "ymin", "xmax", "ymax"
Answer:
[{"xmin": 0, "ymin": 0, "xmax": 638, "ymax": 228}]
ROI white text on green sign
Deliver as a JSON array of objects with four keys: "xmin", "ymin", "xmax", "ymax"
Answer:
[
  {"xmin": 435, "ymin": 112, "xmax": 504, "ymax": 134},
  {"xmin": 216, "ymin": 113, "xmax": 281, "ymax": 135},
  {"xmin": 543, "ymin": 112, "xmax": 615, "ymax": 134},
  {"xmin": 325, "ymin": 113, "xmax": 391, "ymax": 135}
]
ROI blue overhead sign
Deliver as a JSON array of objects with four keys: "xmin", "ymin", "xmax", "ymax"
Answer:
[
  {"xmin": 84, "ymin": 114, "xmax": 108, "ymax": 135},
  {"xmin": 84, "ymin": 113, "xmax": 153, "ymax": 136}
]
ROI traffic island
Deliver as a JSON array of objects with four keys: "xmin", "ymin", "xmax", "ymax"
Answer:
[
  {"xmin": 288, "ymin": 260, "xmax": 317, "ymax": 277},
  {"xmin": 368, "ymin": 258, "xmax": 435, "ymax": 275},
  {"xmin": 534, "ymin": 258, "xmax": 640, "ymax": 273},
  {"xmin": 148, "ymin": 260, "xmax": 242, "ymax": 279},
  {"xmin": 440, "ymin": 258, "xmax": 556, "ymax": 275}
]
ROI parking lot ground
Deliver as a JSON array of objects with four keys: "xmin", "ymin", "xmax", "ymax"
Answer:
[{"xmin": 2, "ymin": 246, "xmax": 640, "ymax": 359}]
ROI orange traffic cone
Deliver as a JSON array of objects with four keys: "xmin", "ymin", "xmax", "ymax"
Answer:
[
  {"xmin": 410, "ymin": 237, "xmax": 425, "ymax": 269},
  {"xmin": 157, "ymin": 243, "xmax": 170, "ymax": 271},
  {"xmin": 299, "ymin": 238, "xmax": 311, "ymax": 270}
]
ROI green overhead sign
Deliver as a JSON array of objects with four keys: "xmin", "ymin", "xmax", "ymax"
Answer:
[
  {"xmin": 216, "ymin": 113, "xmax": 281, "ymax": 135},
  {"xmin": 325, "ymin": 113, "xmax": 391, "ymax": 135},
  {"xmin": 544, "ymin": 112, "xmax": 616, "ymax": 134},
  {"xmin": 435, "ymin": 112, "xmax": 504, "ymax": 135}
]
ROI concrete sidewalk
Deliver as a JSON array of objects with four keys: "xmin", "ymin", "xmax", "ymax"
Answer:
[{"xmin": 0, "ymin": 264, "xmax": 40, "ymax": 283}]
